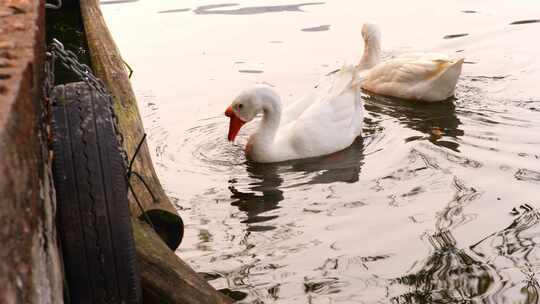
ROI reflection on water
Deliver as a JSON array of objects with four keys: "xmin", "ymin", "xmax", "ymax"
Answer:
[
  {"xmin": 158, "ymin": 8, "xmax": 190, "ymax": 14},
  {"xmin": 471, "ymin": 208, "xmax": 540, "ymax": 273},
  {"xmin": 238, "ymin": 69, "xmax": 264, "ymax": 74},
  {"xmin": 471, "ymin": 208, "xmax": 540, "ymax": 303},
  {"xmin": 193, "ymin": 2, "xmax": 325, "ymax": 15},
  {"xmin": 395, "ymin": 208, "xmax": 540, "ymax": 304},
  {"xmin": 515, "ymin": 169, "xmax": 540, "ymax": 184},
  {"xmin": 510, "ymin": 20, "xmax": 540, "ymax": 25},
  {"xmin": 301, "ymin": 25, "xmax": 331, "ymax": 32},
  {"xmin": 229, "ymin": 138, "xmax": 364, "ymax": 230},
  {"xmin": 393, "ymin": 230, "xmax": 501, "ymax": 304},
  {"xmin": 435, "ymin": 177, "xmax": 481, "ymax": 232},
  {"xmin": 443, "ymin": 33, "xmax": 469, "ymax": 40},
  {"xmin": 364, "ymin": 93, "xmax": 463, "ymax": 152},
  {"xmin": 181, "ymin": 118, "xmax": 246, "ymax": 172},
  {"xmin": 229, "ymin": 161, "xmax": 285, "ymax": 231}
]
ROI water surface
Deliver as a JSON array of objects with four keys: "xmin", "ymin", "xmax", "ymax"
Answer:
[{"xmin": 102, "ymin": 1, "xmax": 540, "ymax": 302}]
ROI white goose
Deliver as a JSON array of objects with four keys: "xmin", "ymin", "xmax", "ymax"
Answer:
[
  {"xmin": 358, "ymin": 23, "xmax": 464, "ymax": 102},
  {"xmin": 225, "ymin": 65, "xmax": 364, "ymax": 163}
]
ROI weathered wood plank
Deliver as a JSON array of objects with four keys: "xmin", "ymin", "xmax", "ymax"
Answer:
[{"xmin": 0, "ymin": 0, "xmax": 63, "ymax": 303}]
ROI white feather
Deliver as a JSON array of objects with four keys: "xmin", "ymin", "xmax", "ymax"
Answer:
[{"xmin": 358, "ymin": 24, "xmax": 464, "ymax": 102}]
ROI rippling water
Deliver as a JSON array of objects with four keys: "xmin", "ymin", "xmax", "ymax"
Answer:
[{"xmin": 103, "ymin": 1, "xmax": 540, "ymax": 302}]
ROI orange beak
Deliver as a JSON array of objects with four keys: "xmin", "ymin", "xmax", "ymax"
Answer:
[{"xmin": 225, "ymin": 105, "xmax": 245, "ymax": 142}]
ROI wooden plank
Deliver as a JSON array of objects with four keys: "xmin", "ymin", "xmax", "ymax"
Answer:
[{"xmin": 0, "ymin": 0, "xmax": 63, "ymax": 303}]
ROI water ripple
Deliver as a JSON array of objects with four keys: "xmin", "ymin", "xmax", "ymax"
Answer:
[{"xmin": 180, "ymin": 117, "xmax": 246, "ymax": 174}]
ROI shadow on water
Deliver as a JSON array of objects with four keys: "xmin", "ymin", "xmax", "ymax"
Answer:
[
  {"xmin": 364, "ymin": 92, "xmax": 464, "ymax": 152},
  {"xmin": 193, "ymin": 2, "xmax": 325, "ymax": 15},
  {"xmin": 228, "ymin": 138, "xmax": 364, "ymax": 231},
  {"xmin": 393, "ymin": 208, "xmax": 540, "ymax": 304}
]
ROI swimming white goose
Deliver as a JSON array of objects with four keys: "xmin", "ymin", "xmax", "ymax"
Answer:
[
  {"xmin": 225, "ymin": 65, "xmax": 364, "ymax": 163},
  {"xmin": 358, "ymin": 23, "xmax": 464, "ymax": 102}
]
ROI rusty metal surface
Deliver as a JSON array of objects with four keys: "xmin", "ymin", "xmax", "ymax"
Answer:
[{"xmin": 0, "ymin": 1, "xmax": 63, "ymax": 303}]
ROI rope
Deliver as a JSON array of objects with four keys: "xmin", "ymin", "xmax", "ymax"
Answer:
[{"xmin": 126, "ymin": 133, "xmax": 159, "ymax": 230}]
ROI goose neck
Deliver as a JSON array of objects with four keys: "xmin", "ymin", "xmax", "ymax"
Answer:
[
  {"xmin": 254, "ymin": 87, "xmax": 282, "ymax": 142},
  {"xmin": 359, "ymin": 36, "xmax": 381, "ymax": 70}
]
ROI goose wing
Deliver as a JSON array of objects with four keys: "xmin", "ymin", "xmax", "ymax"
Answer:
[
  {"xmin": 281, "ymin": 66, "xmax": 363, "ymax": 156},
  {"xmin": 361, "ymin": 54, "xmax": 464, "ymax": 101}
]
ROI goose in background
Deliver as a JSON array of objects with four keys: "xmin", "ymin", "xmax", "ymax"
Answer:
[{"xmin": 358, "ymin": 23, "xmax": 464, "ymax": 102}]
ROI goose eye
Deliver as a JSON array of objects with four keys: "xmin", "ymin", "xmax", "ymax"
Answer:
[{"xmin": 238, "ymin": 103, "xmax": 244, "ymax": 109}]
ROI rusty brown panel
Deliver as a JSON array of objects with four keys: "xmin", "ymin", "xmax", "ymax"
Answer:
[{"xmin": 0, "ymin": 0, "xmax": 63, "ymax": 303}]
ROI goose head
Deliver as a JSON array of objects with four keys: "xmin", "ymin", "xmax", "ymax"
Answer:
[
  {"xmin": 225, "ymin": 92, "xmax": 257, "ymax": 141},
  {"xmin": 225, "ymin": 85, "xmax": 282, "ymax": 142},
  {"xmin": 361, "ymin": 23, "xmax": 381, "ymax": 44}
]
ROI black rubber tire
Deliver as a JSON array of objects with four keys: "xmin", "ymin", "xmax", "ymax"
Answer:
[{"xmin": 51, "ymin": 82, "xmax": 141, "ymax": 304}]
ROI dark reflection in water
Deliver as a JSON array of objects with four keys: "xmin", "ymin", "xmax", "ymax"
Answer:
[
  {"xmin": 394, "ymin": 208, "xmax": 540, "ymax": 304},
  {"xmin": 509, "ymin": 19, "xmax": 540, "ymax": 25},
  {"xmin": 158, "ymin": 8, "xmax": 191, "ymax": 14},
  {"xmin": 217, "ymin": 288, "xmax": 248, "ymax": 301},
  {"xmin": 393, "ymin": 230, "xmax": 501, "ymax": 303},
  {"xmin": 435, "ymin": 177, "xmax": 481, "ymax": 231},
  {"xmin": 238, "ymin": 69, "xmax": 264, "ymax": 74},
  {"xmin": 229, "ymin": 163, "xmax": 284, "ymax": 231},
  {"xmin": 228, "ymin": 138, "xmax": 364, "ymax": 230},
  {"xmin": 471, "ymin": 208, "xmax": 540, "ymax": 270},
  {"xmin": 193, "ymin": 2, "xmax": 325, "ymax": 15},
  {"xmin": 301, "ymin": 25, "xmax": 331, "ymax": 32},
  {"xmin": 515, "ymin": 168, "xmax": 540, "ymax": 184},
  {"xmin": 364, "ymin": 93, "xmax": 464, "ymax": 152},
  {"xmin": 288, "ymin": 137, "xmax": 364, "ymax": 185},
  {"xmin": 471, "ymin": 209, "xmax": 540, "ymax": 303},
  {"xmin": 443, "ymin": 33, "xmax": 469, "ymax": 39}
]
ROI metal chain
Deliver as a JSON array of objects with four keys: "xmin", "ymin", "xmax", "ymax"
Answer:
[{"xmin": 45, "ymin": 39, "xmax": 130, "ymax": 168}]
